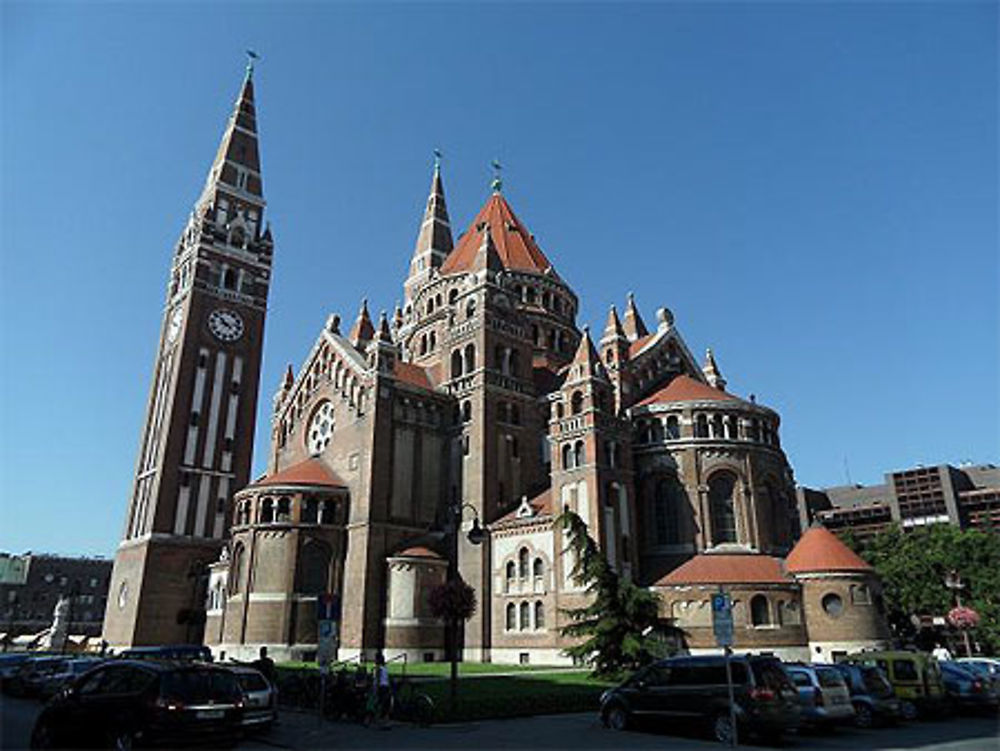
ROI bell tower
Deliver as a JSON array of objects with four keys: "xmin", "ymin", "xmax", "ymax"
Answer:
[{"xmin": 103, "ymin": 60, "xmax": 274, "ymax": 647}]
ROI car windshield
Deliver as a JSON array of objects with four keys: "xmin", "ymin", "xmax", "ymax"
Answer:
[
  {"xmin": 893, "ymin": 659, "xmax": 918, "ymax": 681},
  {"xmin": 817, "ymin": 668, "xmax": 846, "ymax": 688},
  {"xmin": 751, "ymin": 660, "xmax": 793, "ymax": 691},
  {"xmin": 237, "ymin": 673, "xmax": 269, "ymax": 692},
  {"xmin": 861, "ymin": 667, "xmax": 893, "ymax": 697},
  {"xmin": 161, "ymin": 669, "xmax": 241, "ymax": 704}
]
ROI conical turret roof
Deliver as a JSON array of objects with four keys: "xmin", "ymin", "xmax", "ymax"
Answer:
[
  {"xmin": 601, "ymin": 305, "xmax": 627, "ymax": 343},
  {"xmin": 440, "ymin": 192, "xmax": 557, "ymax": 277},
  {"xmin": 786, "ymin": 526, "xmax": 873, "ymax": 574},
  {"xmin": 349, "ymin": 298, "xmax": 375, "ymax": 346},
  {"xmin": 622, "ymin": 293, "xmax": 649, "ymax": 341}
]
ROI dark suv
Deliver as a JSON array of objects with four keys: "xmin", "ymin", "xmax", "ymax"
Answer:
[
  {"xmin": 830, "ymin": 662, "xmax": 902, "ymax": 728},
  {"xmin": 599, "ymin": 655, "xmax": 801, "ymax": 744},
  {"xmin": 30, "ymin": 660, "xmax": 243, "ymax": 748}
]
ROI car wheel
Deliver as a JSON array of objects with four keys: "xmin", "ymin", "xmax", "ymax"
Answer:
[
  {"xmin": 30, "ymin": 720, "xmax": 56, "ymax": 750},
  {"xmin": 854, "ymin": 703, "xmax": 874, "ymax": 729},
  {"xmin": 712, "ymin": 712, "xmax": 735, "ymax": 745},
  {"xmin": 900, "ymin": 701, "xmax": 918, "ymax": 721},
  {"xmin": 605, "ymin": 705, "xmax": 630, "ymax": 731}
]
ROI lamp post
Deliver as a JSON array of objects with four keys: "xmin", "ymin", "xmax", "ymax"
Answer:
[
  {"xmin": 446, "ymin": 501, "xmax": 484, "ymax": 712},
  {"xmin": 943, "ymin": 570, "xmax": 973, "ymax": 658}
]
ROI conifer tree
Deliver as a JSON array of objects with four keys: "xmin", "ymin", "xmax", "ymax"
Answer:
[{"xmin": 558, "ymin": 509, "xmax": 683, "ymax": 677}]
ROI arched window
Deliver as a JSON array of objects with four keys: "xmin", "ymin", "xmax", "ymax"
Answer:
[
  {"xmin": 506, "ymin": 603, "xmax": 516, "ymax": 631},
  {"xmin": 695, "ymin": 414, "xmax": 709, "ymax": 438},
  {"xmin": 295, "ymin": 538, "xmax": 332, "ymax": 594},
  {"xmin": 223, "ymin": 267, "xmax": 238, "ymax": 290},
  {"xmin": 750, "ymin": 594, "xmax": 770, "ymax": 626},
  {"xmin": 448, "ymin": 288, "xmax": 458, "ymax": 304},
  {"xmin": 556, "ymin": 402, "xmax": 564, "ymax": 419},
  {"xmin": 510, "ymin": 405, "xmax": 520, "ymax": 425},
  {"xmin": 712, "ymin": 414, "xmax": 724, "ymax": 439},
  {"xmin": 666, "ymin": 415, "xmax": 680, "ymax": 439},
  {"xmin": 574, "ymin": 440, "xmax": 585, "ymax": 467},
  {"xmin": 534, "ymin": 601, "xmax": 545, "ymax": 629},
  {"xmin": 519, "ymin": 601, "xmax": 530, "ymax": 630},
  {"xmin": 533, "ymin": 558, "xmax": 543, "ymax": 579},
  {"xmin": 749, "ymin": 419, "xmax": 761, "ymax": 442},
  {"xmin": 531, "ymin": 324, "xmax": 540, "ymax": 345},
  {"xmin": 518, "ymin": 547, "xmax": 529, "ymax": 579},
  {"xmin": 462, "ymin": 401, "xmax": 472, "ymax": 422},
  {"xmin": 451, "ymin": 350, "xmax": 463, "ymax": 379},
  {"xmin": 301, "ymin": 497, "xmax": 318, "ymax": 524},
  {"xmin": 726, "ymin": 415, "xmax": 739, "ymax": 440},
  {"xmin": 276, "ymin": 497, "xmax": 291, "ymax": 522},
  {"xmin": 260, "ymin": 498, "xmax": 274, "ymax": 524},
  {"xmin": 562, "ymin": 444, "xmax": 574, "ymax": 469},
  {"xmin": 229, "ymin": 543, "xmax": 245, "ymax": 594},
  {"xmin": 650, "ymin": 421, "xmax": 664, "ymax": 442},
  {"xmin": 510, "ymin": 350, "xmax": 521, "ymax": 378},
  {"xmin": 571, "ymin": 391, "xmax": 584, "ymax": 415},
  {"xmin": 506, "ymin": 561, "xmax": 516, "ymax": 590},
  {"xmin": 654, "ymin": 477, "xmax": 681, "ymax": 545},
  {"xmin": 709, "ymin": 472, "xmax": 738, "ymax": 544},
  {"xmin": 419, "ymin": 335, "xmax": 427, "ymax": 355},
  {"xmin": 464, "ymin": 343, "xmax": 476, "ymax": 372}
]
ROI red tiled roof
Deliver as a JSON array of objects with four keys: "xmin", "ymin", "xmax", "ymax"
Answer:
[
  {"xmin": 393, "ymin": 546, "xmax": 443, "ymax": 560},
  {"xmin": 627, "ymin": 333, "xmax": 655, "ymax": 358},
  {"xmin": 440, "ymin": 193, "xmax": 556, "ymax": 275},
  {"xmin": 636, "ymin": 374, "xmax": 742, "ymax": 407},
  {"xmin": 394, "ymin": 361, "xmax": 435, "ymax": 391},
  {"xmin": 654, "ymin": 554, "xmax": 790, "ymax": 586},
  {"xmin": 496, "ymin": 488, "xmax": 553, "ymax": 524},
  {"xmin": 786, "ymin": 526, "xmax": 872, "ymax": 574},
  {"xmin": 250, "ymin": 457, "xmax": 346, "ymax": 489}
]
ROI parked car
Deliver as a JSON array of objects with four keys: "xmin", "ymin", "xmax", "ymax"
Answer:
[
  {"xmin": 229, "ymin": 665, "xmax": 277, "ymax": 731},
  {"xmin": 30, "ymin": 659, "xmax": 244, "ymax": 749},
  {"xmin": 839, "ymin": 650, "xmax": 947, "ymax": 720},
  {"xmin": 118, "ymin": 645, "xmax": 213, "ymax": 662},
  {"xmin": 956, "ymin": 658, "xmax": 1000, "ymax": 693},
  {"xmin": 36, "ymin": 658, "xmax": 106, "ymax": 700},
  {"xmin": 939, "ymin": 661, "xmax": 999, "ymax": 713},
  {"xmin": 7, "ymin": 657, "xmax": 72, "ymax": 698},
  {"xmin": 784, "ymin": 664, "xmax": 855, "ymax": 729},
  {"xmin": 599, "ymin": 654, "xmax": 801, "ymax": 744},
  {"xmin": 0, "ymin": 653, "xmax": 34, "ymax": 691},
  {"xmin": 830, "ymin": 661, "xmax": 902, "ymax": 728}
]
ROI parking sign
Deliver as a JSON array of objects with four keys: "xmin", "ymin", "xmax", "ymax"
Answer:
[{"xmin": 712, "ymin": 592, "xmax": 734, "ymax": 647}]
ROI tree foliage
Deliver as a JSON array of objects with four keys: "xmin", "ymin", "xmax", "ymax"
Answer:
[
  {"xmin": 849, "ymin": 524, "xmax": 1000, "ymax": 654},
  {"xmin": 558, "ymin": 510, "xmax": 683, "ymax": 677}
]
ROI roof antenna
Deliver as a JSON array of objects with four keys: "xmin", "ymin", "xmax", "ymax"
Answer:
[{"xmin": 844, "ymin": 456, "xmax": 853, "ymax": 486}]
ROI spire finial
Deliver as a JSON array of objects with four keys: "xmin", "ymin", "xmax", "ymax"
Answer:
[
  {"xmin": 245, "ymin": 49, "xmax": 259, "ymax": 78},
  {"xmin": 491, "ymin": 159, "xmax": 503, "ymax": 193},
  {"xmin": 433, "ymin": 148, "xmax": 443, "ymax": 172}
]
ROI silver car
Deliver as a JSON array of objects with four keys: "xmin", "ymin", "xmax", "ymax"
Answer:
[
  {"xmin": 230, "ymin": 665, "xmax": 277, "ymax": 730},
  {"xmin": 786, "ymin": 664, "xmax": 856, "ymax": 728}
]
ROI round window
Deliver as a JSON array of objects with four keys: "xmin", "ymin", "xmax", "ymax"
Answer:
[
  {"xmin": 307, "ymin": 401, "xmax": 335, "ymax": 455},
  {"xmin": 117, "ymin": 581, "xmax": 129, "ymax": 610},
  {"xmin": 821, "ymin": 592, "xmax": 844, "ymax": 618}
]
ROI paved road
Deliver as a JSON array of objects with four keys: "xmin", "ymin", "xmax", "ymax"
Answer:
[{"xmin": 3, "ymin": 695, "xmax": 997, "ymax": 750}]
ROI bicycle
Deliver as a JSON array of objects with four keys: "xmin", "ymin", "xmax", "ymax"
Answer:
[{"xmin": 390, "ymin": 678, "xmax": 435, "ymax": 727}]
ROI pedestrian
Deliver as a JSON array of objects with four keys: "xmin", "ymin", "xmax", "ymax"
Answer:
[
  {"xmin": 373, "ymin": 652, "xmax": 392, "ymax": 728},
  {"xmin": 932, "ymin": 642, "xmax": 953, "ymax": 662},
  {"xmin": 253, "ymin": 645, "xmax": 276, "ymax": 684}
]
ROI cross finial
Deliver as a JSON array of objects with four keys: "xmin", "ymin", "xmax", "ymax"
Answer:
[
  {"xmin": 491, "ymin": 159, "xmax": 503, "ymax": 193},
  {"xmin": 245, "ymin": 49, "xmax": 259, "ymax": 77},
  {"xmin": 433, "ymin": 148, "xmax": 443, "ymax": 171}
]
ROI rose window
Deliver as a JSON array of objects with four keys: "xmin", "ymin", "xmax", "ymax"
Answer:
[{"xmin": 307, "ymin": 401, "xmax": 335, "ymax": 455}]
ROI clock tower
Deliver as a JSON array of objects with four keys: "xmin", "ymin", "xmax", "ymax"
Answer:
[{"xmin": 103, "ymin": 62, "xmax": 273, "ymax": 647}]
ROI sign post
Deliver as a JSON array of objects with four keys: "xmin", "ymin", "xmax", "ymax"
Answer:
[
  {"xmin": 316, "ymin": 593, "xmax": 340, "ymax": 725},
  {"xmin": 712, "ymin": 591, "xmax": 738, "ymax": 748}
]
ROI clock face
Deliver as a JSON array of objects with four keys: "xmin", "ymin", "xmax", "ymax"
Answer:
[
  {"xmin": 208, "ymin": 309, "xmax": 244, "ymax": 342},
  {"xmin": 167, "ymin": 307, "xmax": 184, "ymax": 343},
  {"xmin": 307, "ymin": 401, "xmax": 335, "ymax": 455}
]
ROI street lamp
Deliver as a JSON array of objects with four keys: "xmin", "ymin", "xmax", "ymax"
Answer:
[
  {"xmin": 446, "ymin": 501, "xmax": 484, "ymax": 711},
  {"xmin": 943, "ymin": 570, "xmax": 973, "ymax": 658}
]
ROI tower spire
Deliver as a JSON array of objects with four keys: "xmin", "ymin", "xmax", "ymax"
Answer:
[
  {"xmin": 702, "ymin": 348, "xmax": 727, "ymax": 391},
  {"xmin": 404, "ymin": 151, "xmax": 454, "ymax": 303},
  {"xmin": 622, "ymin": 292, "xmax": 649, "ymax": 342}
]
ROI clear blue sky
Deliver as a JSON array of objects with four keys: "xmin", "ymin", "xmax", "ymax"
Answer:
[{"xmin": 1, "ymin": 2, "xmax": 997, "ymax": 557}]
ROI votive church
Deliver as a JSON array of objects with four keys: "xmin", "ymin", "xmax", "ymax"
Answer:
[{"xmin": 103, "ymin": 67, "xmax": 890, "ymax": 666}]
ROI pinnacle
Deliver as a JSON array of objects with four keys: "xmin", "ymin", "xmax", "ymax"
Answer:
[
  {"xmin": 349, "ymin": 298, "xmax": 375, "ymax": 346},
  {"xmin": 602, "ymin": 304, "xmax": 627, "ymax": 343},
  {"xmin": 622, "ymin": 292, "xmax": 649, "ymax": 342}
]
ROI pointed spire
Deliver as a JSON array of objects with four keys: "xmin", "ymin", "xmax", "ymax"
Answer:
[
  {"xmin": 622, "ymin": 292, "xmax": 649, "ymax": 342},
  {"xmin": 376, "ymin": 310, "xmax": 393, "ymax": 343},
  {"xmin": 702, "ymin": 348, "xmax": 727, "ymax": 391},
  {"xmin": 393, "ymin": 301, "xmax": 404, "ymax": 331},
  {"xmin": 570, "ymin": 326, "xmax": 609, "ymax": 381},
  {"xmin": 282, "ymin": 364, "xmax": 294, "ymax": 390},
  {"xmin": 349, "ymin": 298, "xmax": 375, "ymax": 347},
  {"xmin": 472, "ymin": 222, "xmax": 503, "ymax": 274},
  {"xmin": 405, "ymin": 153, "xmax": 455, "ymax": 302},
  {"xmin": 601, "ymin": 304, "xmax": 627, "ymax": 344},
  {"xmin": 195, "ymin": 60, "xmax": 266, "ymax": 236}
]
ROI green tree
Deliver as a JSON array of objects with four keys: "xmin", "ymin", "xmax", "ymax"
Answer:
[
  {"xmin": 558, "ymin": 510, "xmax": 683, "ymax": 677},
  {"xmin": 853, "ymin": 524, "xmax": 1000, "ymax": 654}
]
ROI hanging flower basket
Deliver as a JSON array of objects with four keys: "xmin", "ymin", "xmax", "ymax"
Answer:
[{"xmin": 947, "ymin": 605, "xmax": 980, "ymax": 630}]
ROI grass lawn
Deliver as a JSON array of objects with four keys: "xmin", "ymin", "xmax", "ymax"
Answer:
[{"xmin": 278, "ymin": 659, "xmax": 581, "ymax": 677}]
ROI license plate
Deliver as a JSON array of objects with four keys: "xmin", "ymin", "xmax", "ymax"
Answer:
[{"xmin": 196, "ymin": 709, "xmax": 224, "ymax": 719}]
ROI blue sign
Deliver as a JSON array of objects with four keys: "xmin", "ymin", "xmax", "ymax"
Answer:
[{"xmin": 712, "ymin": 593, "xmax": 734, "ymax": 647}]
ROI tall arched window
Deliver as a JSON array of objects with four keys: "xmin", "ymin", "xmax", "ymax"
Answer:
[
  {"xmin": 750, "ymin": 594, "xmax": 770, "ymax": 626},
  {"xmin": 534, "ymin": 601, "xmax": 545, "ymax": 629},
  {"xmin": 533, "ymin": 558, "xmax": 543, "ymax": 579},
  {"xmin": 712, "ymin": 414, "xmax": 724, "ymax": 439},
  {"xmin": 505, "ymin": 561, "xmax": 516, "ymax": 591},
  {"xmin": 510, "ymin": 350, "xmax": 521, "ymax": 378},
  {"xmin": 451, "ymin": 350, "xmax": 463, "ymax": 379},
  {"xmin": 571, "ymin": 391, "xmax": 584, "ymax": 415},
  {"xmin": 726, "ymin": 415, "xmax": 739, "ymax": 440},
  {"xmin": 260, "ymin": 498, "xmax": 274, "ymax": 524},
  {"xmin": 519, "ymin": 602, "xmax": 530, "ymax": 630},
  {"xmin": 574, "ymin": 441, "xmax": 585, "ymax": 467},
  {"xmin": 654, "ymin": 477, "xmax": 681, "ymax": 545},
  {"xmin": 506, "ymin": 603, "xmax": 516, "ymax": 631},
  {"xmin": 709, "ymin": 472, "xmax": 738, "ymax": 544},
  {"xmin": 666, "ymin": 415, "xmax": 680, "ymax": 439},
  {"xmin": 562, "ymin": 444, "xmax": 574, "ymax": 469},
  {"xmin": 464, "ymin": 343, "xmax": 476, "ymax": 372},
  {"xmin": 229, "ymin": 543, "xmax": 245, "ymax": 594},
  {"xmin": 695, "ymin": 414, "xmax": 709, "ymax": 438},
  {"xmin": 462, "ymin": 401, "xmax": 472, "ymax": 422},
  {"xmin": 296, "ymin": 538, "xmax": 333, "ymax": 594}
]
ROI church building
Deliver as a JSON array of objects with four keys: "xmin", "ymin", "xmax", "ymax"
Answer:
[{"xmin": 105, "ymin": 67, "xmax": 890, "ymax": 665}]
